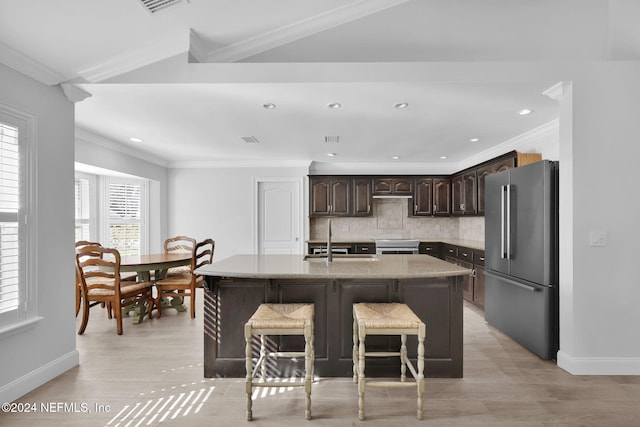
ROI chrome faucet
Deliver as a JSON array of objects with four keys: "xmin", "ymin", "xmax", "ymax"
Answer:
[{"xmin": 327, "ymin": 218, "xmax": 332, "ymax": 263}]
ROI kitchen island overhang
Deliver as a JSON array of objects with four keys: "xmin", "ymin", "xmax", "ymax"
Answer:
[{"xmin": 198, "ymin": 254, "xmax": 471, "ymax": 378}]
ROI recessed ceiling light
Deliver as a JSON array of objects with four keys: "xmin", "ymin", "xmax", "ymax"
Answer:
[
  {"xmin": 440, "ymin": 156, "xmax": 448, "ymax": 160},
  {"xmin": 262, "ymin": 103, "xmax": 276, "ymax": 109},
  {"xmin": 129, "ymin": 137, "xmax": 143, "ymax": 143},
  {"xmin": 470, "ymin": 138, "xmax": 479, "ymax": 142},
  {"xmin": 518, "ymin": 108, "xmax": 533, "ymax": 115},
  {"xmin": 327, "ymin": 103, "xmax": 342, "ymax": 109},
  {"xmin": 394, "ymin": 103, "xmax": 409, "ymax": 109},
  {"xmin": 327, "ymin": 153, "xmax": 337, "ymax": 157},
  {"xmin": 392, "ymin": 156, "xmax": 400, "ymax": 160}
]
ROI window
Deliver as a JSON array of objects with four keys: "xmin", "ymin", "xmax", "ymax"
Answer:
[
  {"xmin": 75, "ymin": 177, "xmax": 91, "ymax": 241},
  {"xmin": 0, "ymin": 108, "xmax": 35, "ymax": 329},
  {"xmin": 104, "ymin": 178, "xmax": 147, "ymax": 256}
]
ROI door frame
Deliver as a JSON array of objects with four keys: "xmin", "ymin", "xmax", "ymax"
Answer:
[{"xmin": 252, "ymin": 176, "xmax": 306, "ymax": 254}]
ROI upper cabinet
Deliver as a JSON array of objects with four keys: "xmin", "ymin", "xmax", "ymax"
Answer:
[
  {"xmin": 373, "ymin": 177, "xmax": 413, "ymax": 195},
  {"xmin": 452, "ymin": 170, "xmax": 477, "ymax": 216},
  {"xmin": 353, "ymin": 178, "xmax": 373, "ymax": 216},
  {"xmin": 309, "ymin": 151, "xmax": 541, "ymax": 218},
  {"xmin": 412, "ymin": 177, "xmax": 451, "ymax": 217},
  {"xmin": 309, "ymin": 176, "xmax": 352, "ymax": 217}
]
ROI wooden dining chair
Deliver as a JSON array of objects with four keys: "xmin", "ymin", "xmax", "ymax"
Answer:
[
  {"xmin": 75, "ymin": 240, "xmax": 137, "ymax": 318},
  {"xmin": 155, "ymin": 239, "xmax": 214, "ymax": 319},
  {"xmin": 75, "ymin": 245, "xmax": 155, "ymax": 335},
  {"xmin": 162, "ymin": 235, "xmax": 197, "ymax": 276}
]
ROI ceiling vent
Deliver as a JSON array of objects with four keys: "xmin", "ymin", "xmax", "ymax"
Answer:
[
  {"xmin": 241, "ymin": 136, "xmax": 260, "ymax": 143},
  {"xmin": 137, "ymin": 0, "xmax": 185, "ymax": 14},
  {"xmin": 324, "ymin": 135, "xmax": 340, "ymax": 143}
]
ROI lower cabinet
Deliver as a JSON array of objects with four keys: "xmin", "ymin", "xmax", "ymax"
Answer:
[
  {"xmin": 204, "ymin": 276, "xmax": 463, "ymax": 378},
  {"xmin": 441, "ymin": 244, "xmax": 485, "ymax": 309}
]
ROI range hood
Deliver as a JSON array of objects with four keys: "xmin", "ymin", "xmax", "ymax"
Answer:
[{"xmin": 372, "ymin": 195, "xmax": 413, "ymax": 199}]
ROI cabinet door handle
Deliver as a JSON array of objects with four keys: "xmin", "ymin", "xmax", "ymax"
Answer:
[
  {"xmin": 361, "ymin": 247, "xmax": 369, "ymax": 251},
  {"xmin": 415, "ymin": 203, "xmax": 418, "ymax": 213},
  {"xmin": 433, "ymin": 204, "xmax": 437, "ymax": 213}
]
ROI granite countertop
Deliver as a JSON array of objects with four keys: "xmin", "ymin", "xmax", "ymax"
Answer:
[
  {"xmin": 306, "ymin": 238, "xmax": 484, "ymax": 251},
  {"xmin": 197, "ymin": 254, "xmax": 471, "ymax": 280}
]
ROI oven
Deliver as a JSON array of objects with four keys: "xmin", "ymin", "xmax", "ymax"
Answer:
[{"xmin": 374, "ymin": 239, "xmax": 420, "ymax": 255}]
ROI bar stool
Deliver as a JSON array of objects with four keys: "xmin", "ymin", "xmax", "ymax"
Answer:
[
  {"xmin": 244, "ymin": 303, "xmax": 315, "ymax": 421},
  {"xmin": 352, "ymin": 302, "xmax": 426, "ymax": 420}
]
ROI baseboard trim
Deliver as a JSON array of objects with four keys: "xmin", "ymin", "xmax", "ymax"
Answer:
[
  {"xmin": 557, "ymin": 350, "xmax": 640, "ymax": 375},
  {"xmin": 0, "ymin": 350, "xmax": 79, "ymax": 403}
]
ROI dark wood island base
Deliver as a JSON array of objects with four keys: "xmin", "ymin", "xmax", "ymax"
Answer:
[{"xmin": 203, "ymin": 271, "xmax": 465, "ymax": 378}]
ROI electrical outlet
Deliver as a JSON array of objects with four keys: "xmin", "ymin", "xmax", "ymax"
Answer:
[{"xmin": 589, "ymin": 231, "xmax": 607, "ymax": 247}]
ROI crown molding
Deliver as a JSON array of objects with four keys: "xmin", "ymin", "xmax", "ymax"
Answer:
[
  {"xmin": 542, "ymin": 81, "xmax": 569, "ymax": 101},
  {"xmin": 309, "ymin": 161, "xmax": 456, "ymax": 175},
  {"xmin": 168, "ymin": 160, "xmax": 312, "ymax": 169},
  {"xmin": 204, "ymin": 0, "xmax": 410, "ymax": 62},
  {"xmin": 75, "ymin": 127, "xmax": 169, "ymax": 168},
  {"xmin": 0, "ymin": 41, "xmax": 67, "ymax": 85},
  {"xmin": 457, "ymin": 119, "xmax": 559, "ymax": 170},
  {"xmin": 74, "ymin": 36, "xmax": 188, "ymax": 82},
  {"xmin": 60, "ymin": 83, "xmax": 92, "ymax": 103}
]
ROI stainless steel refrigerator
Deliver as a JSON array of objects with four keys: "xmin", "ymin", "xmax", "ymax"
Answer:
[{"xmin": 484, "ymin": 160, "xmax": 559, "ymax": 359}]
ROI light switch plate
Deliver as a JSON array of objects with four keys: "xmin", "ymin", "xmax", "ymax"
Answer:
[{"xmin": 589, "ymin": 231, "xmax": 607, "ymax": 247}]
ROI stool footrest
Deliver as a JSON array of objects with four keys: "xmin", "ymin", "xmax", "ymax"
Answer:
[
  {"xmin": 252, "ymin": 382, "xmax": 306, "ymax": 388},
  {"xmin": 364, "ymin": 381, "xmax": 420, "ymax": 388},
  {"xmin": 364, "ymin": 351, "xmax": 401, "ymax": 357}
]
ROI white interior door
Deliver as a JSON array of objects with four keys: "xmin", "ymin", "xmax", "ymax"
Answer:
[{"xmin": 257, "ymin": 180, "xmax": 301, "ymax": 254}]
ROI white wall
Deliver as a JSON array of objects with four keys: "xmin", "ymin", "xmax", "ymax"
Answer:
[
  {"xmin": 557, "ymin": 63, "xmax": 640, "ymax": 373},
  {"xmin": 0, "ymin": 63, "xmax": 78, "ymax": 403},
  {"xmin": 168, "ymin": 166, "xmax": 308, "ymax": 260},
  {"xmin": 75, "ymin": 136, "xmax": 169, "ymax": 252}
]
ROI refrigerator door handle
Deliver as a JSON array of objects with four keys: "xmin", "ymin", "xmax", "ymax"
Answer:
[
  {"xmin": 506, "ymin": 184, "xmax": 511, "ymax": 259},
  {"xmin": 488, "ymin": 271, "xmax": 541, "ymax": 292},
  {"xmin": 501, "ymin": 185, "xmax": 508, "ymax": 259}
]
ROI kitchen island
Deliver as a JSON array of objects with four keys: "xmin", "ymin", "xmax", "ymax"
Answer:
[{"xmin": 198, "ymin": 254, "xmax": 470, "ymax": 378}]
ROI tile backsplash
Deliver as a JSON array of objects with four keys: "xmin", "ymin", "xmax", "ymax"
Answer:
[{"xmin": 310, "ymin": 199, "xmax": 484, "ymax": 242}]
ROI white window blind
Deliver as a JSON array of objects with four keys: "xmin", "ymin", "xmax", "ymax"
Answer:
[
  {"xmin": 0, "ymin": 122, "xmax": 20, "ymax": 321},
  {"xmin": 106, "ymin": 180, "xmax": 146, "ymax": 256},
  {"xmin": 74, "ymin": 177, "xmax": 92, "ymax": 241}
]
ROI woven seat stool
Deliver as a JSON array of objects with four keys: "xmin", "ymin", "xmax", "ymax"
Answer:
[
  {"xmin": 352, "ymin": 302, "xmax": 426, "ymax": 420},
  {"xmin": 244, "ymin": 303, "xmax": 314, "ymax": 421}
]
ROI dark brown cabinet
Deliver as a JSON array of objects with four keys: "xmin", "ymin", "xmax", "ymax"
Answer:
[
  {"xmin": 205, "ymin": 275, "xmax": 463, "ymax": 378},
  {"xmin": 452, "ymin": 171, "xmax": 477, "ymax": 216},
  {"xmin": 353, "ymin": 243, "xmax": 375, "ymax": 254},
  {"xmin": 472, "ymin": 249, "xmax": 485, "ymax": 309},
  {"xmin": 309, "ymin": 176, "xmax": 351, "ymax": 217},
  {"xmin": 353, "ymin": 178, "xmax": 372, "ymax": 216},
  {"xmin": 476, "ymin": 156, "xmax": 515, "ymax": 215},
  {"xmin": 476, "ymin": 151, "xmax": 542, "ymax": 215},
  {"xmin": 373, "ymin": 177, "xmax": 413, "ymax": 195},
  {"xmin": 419, "ymin": 242, "xmax": 442, "ymax": 258},
  {"xmin": 441, "ymin": 244, "xmax": 485, "ymax": 309},
  {"xmin": 433, "ymin": 178, "xmax": 451, "ymax": 216},
  {"xmin": 412, "ymin": 177, "xmax": 450, "ymax": 217},
  {"xmin": 413, "ymin": 177, "xmax": 433, "ymax": 216}
]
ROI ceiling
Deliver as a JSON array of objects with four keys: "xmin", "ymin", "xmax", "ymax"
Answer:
[{"xmin": 2, "ymin": 0, "xmax": 636, "ymax": 170}]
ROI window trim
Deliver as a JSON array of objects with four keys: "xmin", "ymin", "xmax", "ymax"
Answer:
[{"xmin": 0, "ymin": 103, "xmax": 38, "ymax": 331}]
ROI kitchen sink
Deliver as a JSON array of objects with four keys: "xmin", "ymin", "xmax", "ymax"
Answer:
[{"xmin": 303, "ymin": 254, "xmax": 379, "ymax": 262}]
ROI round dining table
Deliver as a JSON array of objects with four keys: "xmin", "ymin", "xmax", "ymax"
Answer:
[{"xmin": 118, "ymin": 252, "xmax": 193, "ymax": 322}]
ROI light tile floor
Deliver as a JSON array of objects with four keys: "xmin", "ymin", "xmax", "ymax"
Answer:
[{"xmin": 3, "ymin": 291, "xmax": 640, "ymax": 426}]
